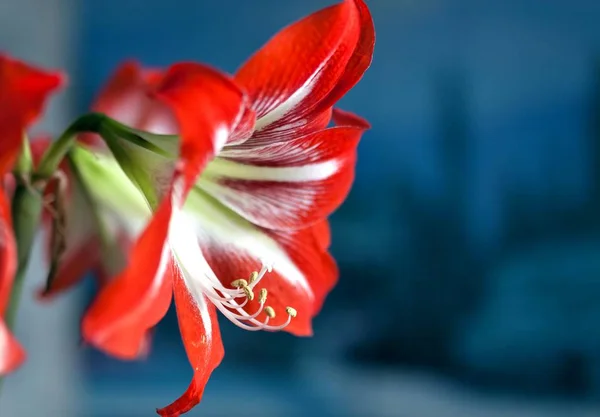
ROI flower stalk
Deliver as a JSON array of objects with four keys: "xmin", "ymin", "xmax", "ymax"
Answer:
[
  {"xmin": 6, "ymin": 138, "xmax": 42, "ymax": 329},
  {"xmin": 33, "ymin": 112, "xmax": 107, "ymax": 182}
]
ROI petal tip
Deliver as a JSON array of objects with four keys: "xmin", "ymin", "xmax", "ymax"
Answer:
[{"xmin": 332, "ymin": 107, "xmax": 371, "ymax": 130}]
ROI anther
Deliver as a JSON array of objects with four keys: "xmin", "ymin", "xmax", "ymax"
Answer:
[
  {"xmin": 249, "ymin": 271, "xmax": 259, "ymax": 285},
  {"xmin": 264, "ymin": 306, "xmax": 276, "ymax": 318},
  {"xmin": 230, "ymin": 279, "xmax": 248, "ymax": 288},
  {"xmin": 258, "ymin": 288, "xmax": 268, "ymax": 304},
  {"xmin": 242, "ymin": 285, "xmax": 254, "ymax": 301},
  {"xmin": 285, "ymin": 307, "xmax": 297, "ymax": 318}
]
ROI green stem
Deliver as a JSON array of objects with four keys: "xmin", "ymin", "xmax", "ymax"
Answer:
[
  {"xmin": 33, "ymin": 112, "xmax": 107, "ymax": 181},
  {"xmin": 0, "ymin": 183, "xmax": 42, "ymax": 393},
  {"xmin": 5, "ymin": 184, "xmax": 44, "ymax": 328}
]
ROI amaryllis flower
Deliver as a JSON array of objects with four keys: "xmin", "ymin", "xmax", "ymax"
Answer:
[
  {"xmin": 0, "ymin": 54, "xmax": 62, "ymax": 374},
  {"xmin": 46, "ymin": 0, "xmax": 374, "ymax": 415}
]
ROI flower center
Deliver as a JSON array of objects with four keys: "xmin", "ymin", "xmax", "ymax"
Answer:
[{"xmin": 201, "ymin": 263, "xmax": 296, "ymax": 331}]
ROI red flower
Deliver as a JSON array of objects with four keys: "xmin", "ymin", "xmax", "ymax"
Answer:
[
  {"xmin": 0, "ymin": 54, "xmax": 62, "ymax": 374},
  {"xmin": 47, "ymin": 0, "xmax": 374, "ymax": 414}
]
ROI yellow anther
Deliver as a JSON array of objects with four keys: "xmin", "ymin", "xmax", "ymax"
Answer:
[
  {"xmin": 258, "ymin": 288, "xmax": 268, "ymax": 304},
  {"xmin": 249, "ymin": 271, "xmax": 259, "ymax": 285},
  {"xmin": 264, "ymin": 306, "xmax": 276, "ymax": 318},
  {"xmin": 285, "ymin": 307, "xmax": 297, "ymax": 318},
  {"xmin": 230, "ymin": 279, "xmax": 248, "ymax": 288},
  {"xmin": 242, "ymin": 285, "xmax": 254, "ymax": 301}
]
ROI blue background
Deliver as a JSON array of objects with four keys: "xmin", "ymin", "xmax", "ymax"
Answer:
[{"xmin": 49, "ymin": 0, "xmax": 600, "ymax": 415}]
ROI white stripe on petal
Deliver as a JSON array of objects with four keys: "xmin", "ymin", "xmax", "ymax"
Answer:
[
  {"xmin": 203, "ymin": 157, "xmax": 339, "ymax": 182},
  {"xmin": 197, "ymin": 179, "xmax": 316, "ymax": 221},
  {"xmin": 180, "ymin": 190, "xmax": 314, "ymax": 300},
  {"xmin": 213, "ymin": 125, "xmax": 230, "ymax": 155},
  {"xmin": 253, "ymin": 62, "xmax": 325, "ymax": 132},
  {"xmin": 170, "ymin": 222, "xmax": 214, "ymax": 339}
]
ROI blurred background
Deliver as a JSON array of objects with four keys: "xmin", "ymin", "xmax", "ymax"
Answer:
[{"xmin": 2, "ymin": 0, "xmax": 600, "ymax": 415}]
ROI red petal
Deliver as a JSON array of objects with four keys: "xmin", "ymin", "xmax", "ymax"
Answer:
[
  {"xmin": 313, "ymin": 0, "xmax": 375, "ymax": 114},
  {"xmin": 82, "ymin": 63, "xmax": 247, "ymax": 359},
  {"xmin": 38, "ymin": 238, "xmax": 102, "ymax": 299},
  {"xmin": 266, "ymin": 227, "xmax": 338, "ymax": 325},
  {"xmin": 81, "ymin": 212, "xmax": 175, "ymax": 359},
  {"xmin": 332, "ymin": 107, "xmax": 371, "ymax": 130},
  {"xmin": 201, "ymin": 122, "xmax": 367, "ymax": 230},
  {"xmin": 226, "ymin": 104, "xmax": 256, "ymax": 146},
  {"xmin": 0, "ymin": 190, "xmax": 25, "ymax": 374},
  {"xmin": 37, "ymin": 154, "xmax": 105, "ymax": 299},
  {"xmin": 311, "ymin": 220, "xmax": 331, "ymax": 252},
  {"xmin": 0, "ymin": 192, "xmax": 17, "ymax": 318},
  {"xmin": 0, "ymin": 320, "xmax": 25, "ymax": 375},
  {"xmin": 156, "ymin": 269, "xmax": 224, "ymax": 417},
  {"xmin": 0, "ymin": 54, "xmax": 63, "ymax": 174},
  {"xmin": 235, "ymin": 107, "xmax": 332, "ymax": 148},
  {"xmin": 155, "ymin": 62, "xmax": 249, "ymax": 161},
  {"xmin": 234, "ymin": 0, "xmax": 362, "ymax": 130},
  {"xmin": 80, "ymin": 61, "xmax": 176, "ymax": 146}
]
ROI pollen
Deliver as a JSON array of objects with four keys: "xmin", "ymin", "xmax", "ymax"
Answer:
[
  {"xmin": 258, "ymin": 288, "xmax": 268, "ymax": 304},
  {"xmin": 230, "ymin": 279, "xmax": 248, "ymax": 288},
  {"xmin": 249, "ymin": 271, "xmax": 259, "ymax": 285},
  {"xmin": 264, "ymin": 306, "xmax": 276, "ymax": 318},
  {"xmin": 285, "ymin": 307, "xmax": 297, "ymax": 318},
  {"xmin": 242, "ymin": 285, "xmax": 254, "ymax": 301}
]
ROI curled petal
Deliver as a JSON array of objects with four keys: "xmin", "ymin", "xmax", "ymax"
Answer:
[
  {"xmin": 235, "ymin": 0, "xmax": 363, "ymax": 131},
  {"xmin": 0, "ymin": 54, "xmax": 63, "ymax": 174},
  {"xmin": 156, "ymin": 268, "xmax": 224, "ymax": 417},
  {"xmin": 313, "ymin": 0, "xmax": 375, "ymax": 114}
]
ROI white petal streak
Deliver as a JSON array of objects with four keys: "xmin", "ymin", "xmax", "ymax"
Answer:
[
  {"xmin": 170, "ymin": 210, "xmax": 218, "ymax": 340},
  {"xmin": 197, "ymin": 179, "xmax": 315, "ymax": 222},
  {"xmin": 253, "ymin": 61, "xmax": 325, "ymax": 131},
  {"xmin": 213, "ymin": 125, "xmax": 230, "ymax": 155},
  {"xmin": 180, "ymin": 190, "xmax": 314, "ymax": 300},
  {"xmin": 203, "ymin": 157, "xmax": 339, "ymax": 182},
  {"xmin": 219, "ymin": 138, "xmax": 320, "ymax": 161}
]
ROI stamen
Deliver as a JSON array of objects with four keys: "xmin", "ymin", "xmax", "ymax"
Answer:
[
  {"xmin": 241, "ymin": 285, "xmax": 254, "ymax": 301},
  {"xmin": 264, "ymin": 306, "xmax": 276, "ymax": 318},
  {"xmin": 285, "ymin": 307, "xmax": 297, "ymax": 318},
  {"xmin": 248, "ymin": 271, "xmax": 259, "ymax": 285},
  {"xmin": 201, "ymin": 262, "xmax": 298, "ymax": 333},
  {"xmin": 230, "ymin": 279, "xmax": 248, "ymax": 288},
  {"xmin": 248, "ymin": 263, "xmax": 272, "ymax": 289},
  {"xmin": 258, "ymin": 288, "xmax": 268, "ymax": 304}
]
